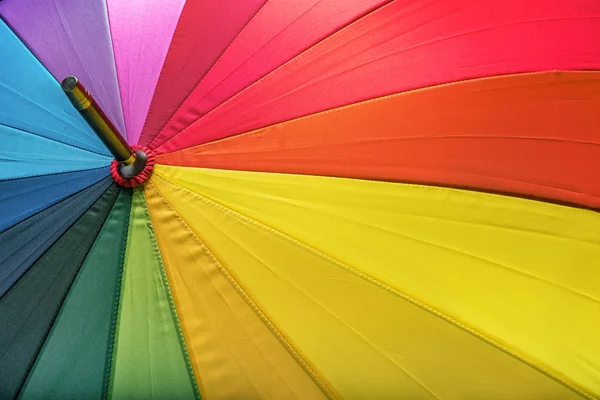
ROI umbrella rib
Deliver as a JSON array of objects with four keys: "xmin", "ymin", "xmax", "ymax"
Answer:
[
  {"xmin": 152, "ymin": 170, "xmax": 596, "ymax": 400},
  {"xmin": 148, "ymin": 177, "xmax": 338, "ymax": 400},
  {"xmin": 0, "ymin": 122, "xmax": 111, "ymax": 158}
]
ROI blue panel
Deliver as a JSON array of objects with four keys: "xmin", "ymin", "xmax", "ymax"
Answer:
[
  {"xmin": 0, "ymin": 19, "xmax": 111, "ymax": 157},
  {"xmin": 0, "ymin": 168, "xmax": 110, "ymax": 233},
  {"xmin": 0, "ymin": 178, "xmax": 113, "ymax": 297},
  {"xmin": 0, "ymin": 124, "xmax": 111, "ymax": 180}
]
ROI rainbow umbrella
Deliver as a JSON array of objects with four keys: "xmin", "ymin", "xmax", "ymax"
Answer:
[{"xmin": 1, "ymin": 0, "xmax": 599, "ymax": 398}]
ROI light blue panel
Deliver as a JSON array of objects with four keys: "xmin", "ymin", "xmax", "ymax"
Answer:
[
  {"xmin": 0, "ymin": 124, "xmax": 111, "ymax": 180},
  {"xmin": 0, "ymin": 19, "xmax": 110, "ymax": 157}
]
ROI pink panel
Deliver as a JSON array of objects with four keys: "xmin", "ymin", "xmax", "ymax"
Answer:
[
  {"xmin": 153, "ymin": 0, "xmax": 600, "ymax": 153},
  {"xmin": 138, "ymin": 0, "xmax": 267, "ymax": 146},
  {"xmin": 154, "ymin": 0, "xmax": 390, "ymax": 143},
  {"xmin": 107, "ymin": 0, "xmax": 186, "ymax": 144}
]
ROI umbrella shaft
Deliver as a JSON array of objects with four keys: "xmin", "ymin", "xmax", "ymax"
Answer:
[{"xmin": 61, "ymin": 77, "xmax": 135, "ymax": 165}]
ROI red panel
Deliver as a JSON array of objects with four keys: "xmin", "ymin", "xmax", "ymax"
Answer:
[
  {"xmin": 152, "ymin": 0, "xmax": 600, "ymax": 153},
  {"xmin": 151, "ymin": 0, "xmax": 391, "ymax": 145},
  {"xmin": 139, "ymin": 0, "xmax": 267, "ymax": 146},
  {"xmin": 157, "ymin": 72, "xmax": 600, "ymax": 209}
]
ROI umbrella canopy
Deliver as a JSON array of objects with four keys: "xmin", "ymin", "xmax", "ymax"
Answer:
[{"xmin": 1, "ymin": 1, "xmax": 599, "ymax": 399}]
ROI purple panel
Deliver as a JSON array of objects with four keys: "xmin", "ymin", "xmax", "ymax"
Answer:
[
  {"xmin": 106, "ymin": 0, "xmax": 186, "ymax": 144},
  {"xmin": 0, "ymin": 0, "xmax": 127, "ymax": 137}
]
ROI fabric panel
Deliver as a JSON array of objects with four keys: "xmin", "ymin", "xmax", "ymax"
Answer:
[
  {"xmin": 153, "ymin": 0, "xmax": 600, "ymax": 152},
  {"xmin": 152, "ymin": 165, "xmax": 600, "ymax": 398},
  {"xmin": 106, "ymin": 0, "xmax": 186, "ymax": 144},
  {"xmin": 0, "ymin": 0, "xmax": 126, "ymax": 136},
  {"xmin": 157, "ymin": 71, "xmax": 600, "ymax": 209},
  {"xmin": 109, "ymin": 188, "xmax": 197, "ymax": 400},
  {"xmin": 139, "ymin": 0, "xmax": 267, "ymax": 146},
  {"xmin": 0, "ymin": 169, "xmax": 110, "ymax": 233},
  {"xmin": 151, "ymin": 0, "xmax": 390, "ymax": 144},
  {"xmin": 0, "ymin": 177, "xmax": 112, "ymax": 297},
  {"xmin": 0, "ymin": 184, "xmax": 119, "ymax": 400},
  {"xmin": 19, "ymin": 189, "xmax": 131, "ymax": 399},
  {"xmin": 145, "ymin": 181, "xmax": 331, "ymax": 400},
  {"xmin": 0, "ymin": 124, "xmax": 111, "ymax": 181},
  {"xmin": 0, "ymin": 19, "xmax": 109, "ymax": 155}
]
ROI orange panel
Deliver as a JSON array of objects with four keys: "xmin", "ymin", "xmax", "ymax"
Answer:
[{"xmin": 157, "ymin": 72, "xmax": 600, "ymax": 209}]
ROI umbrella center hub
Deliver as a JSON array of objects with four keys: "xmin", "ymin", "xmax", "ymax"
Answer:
[{"xmin": 110, "ymin": 145, "xmax": 156, "ymax": 188}]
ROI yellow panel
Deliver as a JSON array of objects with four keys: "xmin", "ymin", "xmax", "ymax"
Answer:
[
  {"xmin": 144, "ymin": 181, "xmax": 332, "ymax": 400},
  {"xmin": 149, "ymin": 167, "xmax": 600, "ymax": 399}
]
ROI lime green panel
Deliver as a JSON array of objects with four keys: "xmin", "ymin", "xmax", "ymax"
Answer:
[
  {"xmin": 19, "ymin": 188, "xmax": 132, "ymax": 399},
  {"xmin": 109, "ymin": 188, "xmax": 197, "ymax": 400}
]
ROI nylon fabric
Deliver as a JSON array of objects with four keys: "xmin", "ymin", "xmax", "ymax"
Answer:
[
  {"xmin": 109, "ymin": 188, "xmax": 197, "ymax": 400},
  {"xmin": 0, "ymin": 19, "xmax": 109, "ymax": 155},
  {"xmin": 0, "ymin": 169, "xmax": 110, "ymax": 233},
  {"xmin": 152, "ymin": 0, "xmax": 390, "ymax": 144},
  {"xmin": 19, "ymin": 188, "xmax": 131, "ymax": 400},
  {"xmin": 157, "ymin": 71, "xmax": 600, "ymax": 210},
  {"xmin": 145, "ymin": 181, "xmax": 332, "ymax": 400},
  {"xmin": 154, "ymin": 0, "xmax": 600, "ymax": 152},
  {"xmin": 0, "ymin": 177, "xmax": 112, "ymax": 297},
  {"xmin": 106, "ymin": 0, "xmax": 186, "ymax": 144},
  {"xmin": 151, "ymin": 165, "xmax": 600, "ymax": 398},
  {"xmin": 0, "ymin": 124, "xmax": 111, "ymax": 181},
  {"xmin": 0, "ymin": 184, "xmax": 119, "ymax": 400},
  {"xmin": 139, "ymin": 0, "xmax": 267, "ymax": 146},
  {"xmin": 0, "ymin": 0, "xmax": 126, "ymax": 135}
]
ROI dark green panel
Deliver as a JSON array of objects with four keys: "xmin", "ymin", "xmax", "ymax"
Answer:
[
  {"xmin": 0, "ymin": 184, "xmax": 120, "ymax": 400},
  {"xmin": 19, "ymin": 188, "xmax": 132, "ymax": 400}
]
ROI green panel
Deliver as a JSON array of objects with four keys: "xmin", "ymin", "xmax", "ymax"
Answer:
[
  {"xmin": 0, "ymin": 184, "xmax": 119, "ymax": 400},
  {"xmin": 109, "ymin": 188, "xmax": 197, "ymax": 400},
  {"xmin": 19, "ymin": 188, "xmax": 132, "ymax": 399}
]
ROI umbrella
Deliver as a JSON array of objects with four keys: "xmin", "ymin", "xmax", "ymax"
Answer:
[{"xmin": 1, "ymin": 0, "xmax": 599, "ymax": 398}]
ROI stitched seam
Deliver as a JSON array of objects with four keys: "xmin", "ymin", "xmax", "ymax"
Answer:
[
  {"xmin": 0, "ymin": 166, "xmax": 110, "ymax": 183},
  {"xmin": 154, "ymin": 170, "xmax": 595, "ymax": 400},
  {"xmin": 151, "ymin": 0, "xmax": 395, "ymax": 151},
  {"xmin": 160, "ymin": 69, "xmax": 596, "ymax": 156},
  {"xmin": 101, "ymin": 188, "xmax": 132, "ymax": 400},
  {"xmin": 0, "ymin": 122, "xmax": 111, "ymax": 157},
  {"xmin": 139, "ymin": 188, "xmax": 202, "ymax": 400},
  {"xmin": 150, "ymin": 176, "xmax": 338, "ymax": 400}
]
